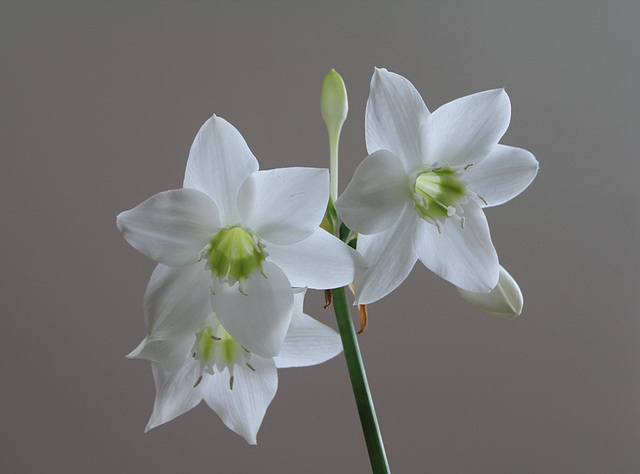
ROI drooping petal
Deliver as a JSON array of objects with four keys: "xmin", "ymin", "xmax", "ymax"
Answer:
[
  {"xmin": 237, "ymin": 167, "xmax": 329, "ymax": 245},
  {"xmin": 457, "ymin": 265, "xmax": 523, "ymax": 318},
  {"xmin": 200, "ymin": 356, "xmax": 277, "ymax": 445},
  {"xmin": 274, "ymin": 289, "xmax": 342, "ymax": 368},
  {"xmin": 414, "ymin": 201, "xmax": 499, "ymax": 292},
  {"xmin": 354, "ymin": 206, "xmax": 419, "ymax": 304},
  {"xmin": 128, "ymin": 336, "xmax": 195, "ymax": 373},
  {"xmin": 336, "ymin": 150, "xmax": 409, "ymax": 235},
  {"xmin": 145, "ymin": 361, "xmax": 203, "ymax": 433},
  {"xmin": 463, "ymin": 144, "xmax": 539, "ymax": 207},
  {"xmin": 143, "ymin": 263, "xmax": 212, "ymax": 337},
  {"xmin": 265, "ymin": 228, "xmax": 363, "ymax": 289},
  {"xmin": 420, "ymin": 89, "xmax": 511, "ymax": 167},
  {"xmin": 183, "ymin": 115, "xmax": 259, "ymax": 223},
  {"xmin": 211, "ymin": 261, "xmax": 294, "ymax": 358},
  {"xmin": 366, "ymin": 68, "xmax": 430, "ymax": 170},
  {"xmin": 116, "ymin": 189, "xmax": 220, "ymax": 266}
]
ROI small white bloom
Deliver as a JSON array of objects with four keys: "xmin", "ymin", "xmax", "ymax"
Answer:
[
  {"xmin": 129, "ymin": 264, "xmax": 343, "ymax": 444},
  {"xmin": 457, "ymin": 265, "xmax": 524, "ymax": 318},
  {"xmin": 336, "ymin": 68, "xmax": 538, "ymax": 304},
  {"xmin": 117, "ymin": 115, "xmax": 360, "ymax": 357}
]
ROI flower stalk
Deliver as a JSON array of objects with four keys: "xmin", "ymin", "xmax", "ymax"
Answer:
[{"xmin": 332, "ymin": 286, "xmax": 390, "ymax": 474}]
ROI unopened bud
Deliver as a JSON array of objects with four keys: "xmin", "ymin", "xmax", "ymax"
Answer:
[{"xmin": 457, "ymin": 266, "xmax": 523, "ymax": 318}]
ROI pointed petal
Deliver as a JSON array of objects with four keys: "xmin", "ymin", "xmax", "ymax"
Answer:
[
  {"xmin": 366, "ymin": 68, "xmax": 429, "ymax": 170},
  {"xmin": 274, "ymin": 289, "xmax": 342, "ymax": 368},
  {"xmin": 143, "ymin": 263, "xmax": 212, "ymax": 337},
  {"xmin": 354, "ymin": 206, "xmax": 419, "ymax": 304},
  {"xmin": 237, "ymin": 168, "xmax": 329, "ymax": 245},
  {"xmin": 200, "ymin": 357, "xmax": 277, "ymax": 445},
  {"xmin": 420, "ymin": 89, "xmax": 511, "ymax": 167},
  {"xmin": 117, "ymin": 189, "xmax": 220, "ymax": 266},
  {"xmin": 265, "ymin": 228, "xmax": 364, "ymax": 289},
  {"xmin": 145, "ymin": 361, "xmax": 203, "ymax": 432},
  {"xmin": 336, "ymin": 149, "xmax": 409, "ymax": 235},
  {"xmin": 183, "ymin": 115, "xmax": 259, "ymax": 223},
  {"xmin": 464, "ymin": 144, "xmax": 539, "ymax": 207},
  {"xmin": 414, "ymin": 201, "xmax": 499, "ymax": 292},
  {"xmin": 211, "ymin": 261, "xmax": 294, "ymax": 358},
  {"xmin": 128, "ymin": 336, "xmax": 195, "ymax": 373},
  {"xmin": 457, "ymin": 265, "xmax": 523, "ymax": 318}
]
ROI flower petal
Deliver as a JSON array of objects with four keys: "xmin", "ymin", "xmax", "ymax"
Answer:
[
  {"xmin": 366, "ymin": 68, "xmax": 430, "ymax": 170},
  {"xmin": 117, "ymin": 189, "xmax": 220, "ymax": 266},
  {"xmin": 336, "ymin": 149, "xmax": 409, "ymax": 235},
  {"xmin": 237, "ymin": 168, "xmax": 329, "ymax": 245},
  {"xmin": 183, "ymin": 115, "xmax": 259, "ymax": 223},
  {"xmin": 420, "ymin": 89, "xmax": 511, "ymax": 167},
  {"xmin": 200, "ymin": 356, "xmax": 277, "ymax": 445},
  {"xmin": 265, "ymin": 228, "xmax": 363, "ymax": 289},
  {"xmin": 275, "ymin": 289, "xmax": 342, "ymax": 368},
  {"xmin": 145, "ymin": 361, "xmax": 203, "ymax": 432},
  {"xmin": 464, "ymin": 144, "xmax": 539, "ymax": 207},
  {"xmin": 211, "ymin": 261, "xmax": 294, "ymax": 358},
  {"xmin": 128, "ymin": 336, "xmax": 194, "ymax": 373},
  {"xmin": 354, "ymin": 206, "xmax": 419, "ymax": 304},
  {"xmin": 414, "ymin": 201, "xmax": 499, "ymax": 292},
  {"xmin": 457, "ymin": 265, "xmax": 523, "ymax": 318}
]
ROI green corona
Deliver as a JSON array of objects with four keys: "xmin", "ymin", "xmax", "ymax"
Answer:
[
  {"xmin": 206, "ymin": 226, "xmax": 267, "ymax": 287},
  {"xmin": 413, "ymin": 167, "xmax": 467, "ymax": 223}
]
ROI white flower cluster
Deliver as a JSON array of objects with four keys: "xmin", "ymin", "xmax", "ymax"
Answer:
[{"xmin": 117, "ymin": 69, "xmax": 537, "ymax": 443}]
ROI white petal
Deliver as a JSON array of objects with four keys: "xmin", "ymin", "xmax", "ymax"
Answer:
[
  {"xmin": 274, "ymin": 292, "xmax": 342, "ymax": 368},
  {"xmin": 464, "ymin": 144, "xmax": 539, "ymax": 207},
  {"xmin": 117, "ymin": 189, "xmax": 220, "ymax": 266},
  {"xmin": 366, "ymin": 68, "xmax": 430, "ymax": 170},
  {"xmin": 420, "ymin": 89, "xmax": 511, "ymax": 167},
  {"xmin": 237, "ymin": 168, "xmax": 329, "ymax": 245},
  {"xmin": 414, "ymin": 201, "xmax": 499, "ymax": 292},
  {"xmin": 265, "ymin": 228, "xmax": 364, "ymax": 289},
  {"xmin": 211, "ymin": 261, "xmax": 293, "ymax": 358},
  {"xmin": 128, "ymin": 337, "xmax": 195, "ymax": 373},
  {"xmin": 183, "ymin": 115, "xmax": 259, "ymax": 223},
  {"xmin": 354, "ymin": 206, "xmax": 419, "ymax": 304},
  {"xmin": 200, "ymin": 356, "xmax": 277, "ymax": 445},
  {"xmin": 457, "ymin": 265, "xmax": 523, "ymax": 318},
  {"xmin": 143, "ymin": 263, "xmax": 212, "ymax": 337},
  {"xmin": 145, "ymin": 361, "xmax": 203, "ymax": 432},
  {"xmin": 336, "ymin": 150, "xmax": 409, "ymax": 235}
]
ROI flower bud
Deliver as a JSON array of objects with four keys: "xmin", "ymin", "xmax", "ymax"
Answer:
[
  {"xmin": 457, "ymin": 266, "xmax": 523, "ymax": 318},
  {"xmin": 321, "ymin": 69, "xmax": 348, "ymax": 133}
]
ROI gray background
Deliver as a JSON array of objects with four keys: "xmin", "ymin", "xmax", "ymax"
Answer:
[{"xmin": 3, "ymin": 1, "xmax": 639, "ymax": 472}]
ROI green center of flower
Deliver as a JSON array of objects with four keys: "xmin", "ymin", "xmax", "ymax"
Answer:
[
  {"xmin": 206, "ymin": 225, "xmax": 267, "ymax": 289},
  {"xmin": 412, "ymin": 167, "xmax": 467, "ymax": 226},
  {"xmin": 191, "ymin": 314, "xmax": 255, "ymax": 390}
]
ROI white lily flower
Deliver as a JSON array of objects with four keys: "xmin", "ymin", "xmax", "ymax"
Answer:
[
  {"xmin": 457, "ymin": 265, "xmax": 524, "ymax": 318},
  {"xmin": 117, "ymin": 115, "xmax": 360, "ymax": 357},
  {"xmin": 336, "ymin": 68, "xmax": 538, "ymax": 304},
  {"xmin": 129, "ymin": 263, "xmax": 342, "ymax": 444}
]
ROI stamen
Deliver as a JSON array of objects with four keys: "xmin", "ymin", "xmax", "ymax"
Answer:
[
  {"xmin": 464, "ymin": 163, "xmax": 474, "ymax": 170},
  {"xmin": 211, "ymin": 334, "xmax": 221, "ymax": 341},
  {"xmin": 193, "ymin": 375, "xmax": 203, "ymax": 388},
  {"xmin": 435, "ymin": 221, "xmax": 441, "ymax": 234},
  {"xmin": 246, "ymin": 362, "xmax": 256, "ymax": 371},
  {"xmin": 476, "ymin": 193, "xmax": 488, "ymax": 206},
  {"xmin": 229, "ymin": 375, "xmax": 235, "ymax": 390},
  {"xmin": 238, "ymin": 281, "xmax": 248, "ymax": 296},
  {"xmin": 209, "ymin": 277, "xmax": 216, "ymax": 295},
  {"xmin": 460, "ymin": 216, "xmax": 465, "ymax": 229}
]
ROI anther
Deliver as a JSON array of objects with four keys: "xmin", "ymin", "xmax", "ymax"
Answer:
[
  {"xmin": 246, "ymin": 362, "xmax": 256, "ymax": 371},
  {"xmin": 229, "ymin": 375, "xmax": 235, "ymax": 390},
  {"xmin": 211, "ymin": 335, "xmax": 221, "ymax": 341},
  {"xmin": 193, "ymin": 375, "xmax": 203, "ymax": 388},
  {"xmin": 460, "ymin": 216, "xmax": 465, "ymax": 229},
  {"xmin": 463, "ymin": 163, "xmax": 474, "ymax": 170},
  {"xmin": 209, "ymin": 278, "xmax": 216, "ymax": 295},
  {"xmin": 476, "ymin": 193, "xmax": 488, "ymax": 206},
  {"xmin": 435, "ymin": 221, "xmax": 442, "ymax": 234}
]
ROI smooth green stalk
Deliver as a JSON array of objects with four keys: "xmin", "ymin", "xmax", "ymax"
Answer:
[{"xmin": 332, "ymin": 286, "xmax": 390, "ymax": 473}]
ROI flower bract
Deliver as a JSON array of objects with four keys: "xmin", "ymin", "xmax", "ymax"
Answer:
[{"xmin": 336, "ymin": 68, "xmax": 538, "ymax": 304}]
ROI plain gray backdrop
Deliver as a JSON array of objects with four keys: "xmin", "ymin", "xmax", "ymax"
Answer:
[{"xmin": 3, "ymin": 1, "xmax": 639, "ymax": 472}]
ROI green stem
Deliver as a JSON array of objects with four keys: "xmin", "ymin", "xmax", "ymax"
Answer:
[{"xmin": 332, "ymin": 286, "xmax": 390, "ymax": 473}]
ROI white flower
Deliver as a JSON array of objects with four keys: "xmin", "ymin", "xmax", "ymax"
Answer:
[
  {"xmin": 117, "ymin": 115, "xmax": 360, "ymax": 357},
  {"xmin": 336, "ymin": 68, "xmax": 538, "ymax": 304},
  {"xmin": 457, "ymin": 265, "xmax": 524, "ymax": 318},
  {"xmin": 129, "ymin": 263, "xmax": 342, "ymax": 444}
]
